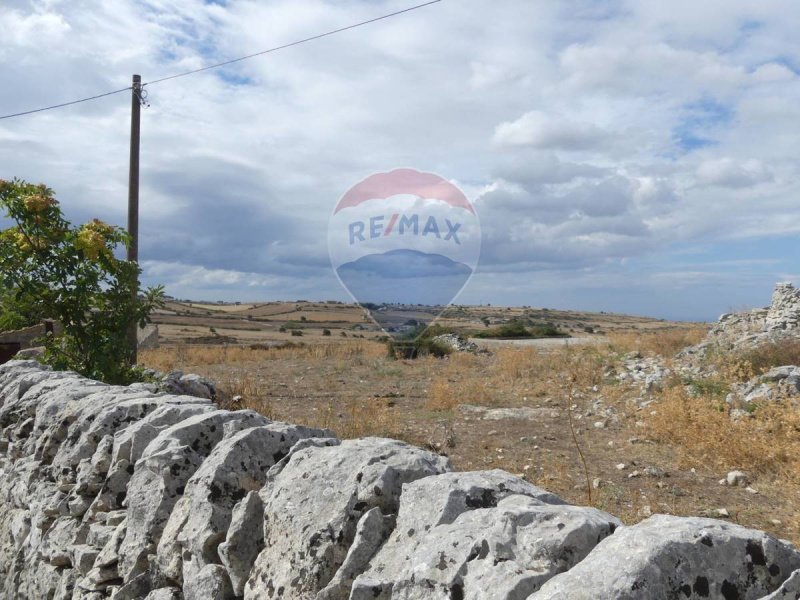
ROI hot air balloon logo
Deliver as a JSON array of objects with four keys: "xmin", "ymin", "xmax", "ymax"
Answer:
[{"xmin": 328, "ymin": 168, "xmax": 481, "ymax": 336}]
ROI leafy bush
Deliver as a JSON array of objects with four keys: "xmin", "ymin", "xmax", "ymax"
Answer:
[
  {"xmin": 474, "ymin": 319, "xmax": 568, "ymax": 339},
  {"xmin": 683, "ymin": 376, "xmax": 730, "ymax": 399},
  {"xmin": 0, "ymin": 283, "xmax": 44, "ymax": 330},
  {"xmin": 291, "ymin": 330, "xmax": 303, "ymax": 337},
  {"xmin": 0, "ymin": 178, "xmax": 164, "ymax": 383},
  {"xmin": 387, "ymin": 337, "xmax": 452, "ymax": 359},
  {"xmin": 322, "ymin": 329, "xmax": 332, "ymax": 336}
]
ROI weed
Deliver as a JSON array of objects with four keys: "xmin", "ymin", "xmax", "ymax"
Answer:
[
  {"xmin": 735, "ymin": 339, "xmax": 800, "ymax": 374},
  {"xmin": 608, "ymin": 328, "xmax": 708, "ymax": 357},
  {"xmin": 426, "ymin": 378, "xmax": 458, "ymax": 411}
]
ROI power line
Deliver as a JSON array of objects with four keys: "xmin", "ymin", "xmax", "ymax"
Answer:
[
  {"xmin": 0, "ymin": 0, "xmax": 443, "ymax": 121},
  {"xmin": 144, "ymin": 0, "xmax": 442, "ymax": 86},
  {"xmin": 0, "ymin": 86, "xmax": 133, "ymax": 120}
]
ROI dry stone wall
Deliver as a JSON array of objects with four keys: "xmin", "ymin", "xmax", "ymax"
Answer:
[
  {"xmin": 1, "ymin": 360, "xmax": 799, "ymax": 600},
  {"xmin": 694, "ymin": 282, "xmax": 800, "ymax": 352}
]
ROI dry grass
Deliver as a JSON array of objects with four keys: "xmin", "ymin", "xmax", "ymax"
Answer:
[
  {"xmin": 216, "ymin": 370, "xmax": 275, "ymax": 420},
  {"xmin": 608, "ymin": 328, "xmax": 708, "ymax": 357},
  {"xmin": 647, "ymin": 384, "xmax": 800, "ymax": 484},
  {"xmin": 493, "ymin": 347, "xmax": 538, "ymax": 381},
  {"xmin": 490, "ymin": 346, "xmax": 607, "ymax": 388},
  {"xmin": 733, "ymin": 338, "xmax": 800, "ymax": 375},
  {"xmin": 140, "ymin": 340, "xmax": 386, "ymax": 372},
  {"xmin": 426, "ymin": 378, "xmax": 459, "ymax": 411},
  {"xmin": 319, "ymin": 398, "xmax": 403, "ymax": 440}
]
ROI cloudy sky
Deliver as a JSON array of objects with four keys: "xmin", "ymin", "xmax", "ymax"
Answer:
[{"xmin": 2, "ymin": 0, "xmax": 800, "ymax": 321}]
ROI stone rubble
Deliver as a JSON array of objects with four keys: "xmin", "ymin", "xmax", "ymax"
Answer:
[
  {"xmin": 613, "ymin": 351, "xmax": 672, "ymax": 393},
  {"xmin": 0, "ymin": 360, "xmax": 799, "ymax": 600},
  {"xmin": 607, "ymin": 284, "xmax": 800, "ymax": 415},
  {"xmin": 431, "ymin": 333, "xmax": 479, "ymax": 353},
  {"xmin": 684, "ymin": 282, "xmax": 800, "ymax": 356},
  {"xmin": 726, "ymin": 366, "xmax": 800, "ymax": 406}
]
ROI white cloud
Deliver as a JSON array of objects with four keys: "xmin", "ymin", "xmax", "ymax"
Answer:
[
  {"xmin": 752, "ymin": 62, "xmax": 796, "ymax": 83},
  {"xmin": 695, "ymin": 158, "xmax": 772, "ymax": 188},
  {"xmin": 493, "ymin": 111, "xmax": 609, "ymax": 150},
  {"xmin": 0, "ymin": 9, "xmax": 70, "ymax": 48},
  {"xmin": 559, "ymin": 42, "xmax": 748, "ymax": 96}
]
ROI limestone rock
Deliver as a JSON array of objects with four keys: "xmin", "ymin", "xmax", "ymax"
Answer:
[
  {"xmin": 219, "ymin": 491, "xmax": 264, "ymax": 596},
  {"xmin": 532, "ymin": 514, "xmax": 800, "ymax": 600},
  {"xmin": 91, "ymin": 401, "xmax": 215, "ymax": 515},
  {"xmin": 686, "ymin": 283, "xmax": 800, "ymax": 354},
  {"xmin": 244, "ymin": 437, "xmax": 451, "ymax": 599},
  {"xmin": 759, "ymin": 569, "xmax": 800, "ymax": 599},
  {"xmin": 117, "ymin": 409, "xmax": 268, "ymax": 582},
  {"xmin": 317, "ymin": 507, "xmax": 395, "ymax": 600},
  {"xmin": 3, "ymin": 361, "xmax": 800, "ymax": 600},
  {"xmin": 727, "ymin": 470, "xmax": 749, "ymax": 487},
  {"xmin": 184, "ymin": 564, "xmax": 234, "ymax": 600},
  {"xmin": 143, "ymin": 589, "xmax": 182, "ymax": 600},
  {"xmin": 176, "ymin": 374, "xmax": 216, "ymax": 401},
  {"xmin": 351, "ymin": 471, "xmax": 613, "ymax": 600},
  {"xmin": 158, "ymin": 422, "xmax": 333, "ymax": 586}
]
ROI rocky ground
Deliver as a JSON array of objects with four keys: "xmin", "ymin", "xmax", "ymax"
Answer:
[
  {"xmin": 1, "ymin": 282, "xmax": 798, "ymax": 599},
  {"xmin": 1, "ymin": 358, "xmax": 799, "ymax": 600}
]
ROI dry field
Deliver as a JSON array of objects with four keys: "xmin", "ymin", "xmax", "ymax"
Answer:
[
  {"xmin": 150, "ymin": 299, "xmax": 696, "ymax": 346},
  {"xmin": 140, "ymin": 320, "xmax": 800, "ymax": 545}
]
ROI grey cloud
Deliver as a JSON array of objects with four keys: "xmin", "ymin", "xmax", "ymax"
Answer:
[{"xmin": 493, "ymin": 151, "xmax": 606, "ymax": 186}]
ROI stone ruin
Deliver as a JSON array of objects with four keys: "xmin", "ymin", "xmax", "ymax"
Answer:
[
  {"xmin": 681, "ymin": 282, "xmax": 800, "ymax": 358},
  {"xmin": 0, "ymin": 360, "xmax": 799, "ymax": 600}
]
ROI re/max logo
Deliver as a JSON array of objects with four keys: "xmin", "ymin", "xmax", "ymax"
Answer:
[{"xmin": 349, "ymin": 214, "xmax": 461, "ymax": 245}]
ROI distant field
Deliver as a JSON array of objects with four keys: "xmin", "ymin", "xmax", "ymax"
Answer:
[{"xmin": 151, "ymin": 300, "xmax": 702, "ymax": 346}]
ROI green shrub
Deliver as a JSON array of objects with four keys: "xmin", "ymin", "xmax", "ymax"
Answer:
[
  {"xmin": 683, "ymin": 376, "xmax": 730, "ymax": 399},
  {"xmin": 0, "ymin": 178, "xmax": 163, "ymax": 383},
  {"xmin": 474, "ymin": 319, "xmax": 568, "ymax": 339},
  {"xmin": 386, "ymin": 337, "xmax": 452, "ymax": 359}
]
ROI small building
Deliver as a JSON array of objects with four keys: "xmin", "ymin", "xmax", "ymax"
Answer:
[
  {"xmin": 0, "ymin": 321, "xmax": 60, "ymax": 363},
  {"xmin": 0, "ymin": 321, "xmax": 159, "ymax": 364}
]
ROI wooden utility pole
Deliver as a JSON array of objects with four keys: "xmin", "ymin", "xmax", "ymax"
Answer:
[{"xmin": 127, "ymin": 74, "xmax": 141, "ymax": 362}]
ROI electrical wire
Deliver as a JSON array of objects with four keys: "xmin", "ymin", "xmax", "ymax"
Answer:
[
  {"xmin": 144, "ymin": 0, "xmax": 442, "ymax": 86},
  {"xmin": 0, "ymin": 87, "xmax": 133, "ymax": 120},
  {"xmin": 0, "ymin": 0, "xmax": 443, "ymax": 121}
]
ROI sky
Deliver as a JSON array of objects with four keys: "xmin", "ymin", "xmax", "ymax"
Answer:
[{"xmin": 2, "ymin": 0, "xmax": 800, "ymax": 321}]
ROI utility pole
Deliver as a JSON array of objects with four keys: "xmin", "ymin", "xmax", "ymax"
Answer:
[{"xmin": 127, "ymin": 74, "xmax": 141, "ymax": 363}]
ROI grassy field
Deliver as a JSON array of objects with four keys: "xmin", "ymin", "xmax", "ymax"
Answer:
[{"xmin": 140, "ymin": 319, "xmax": 800, "ymax": 544}]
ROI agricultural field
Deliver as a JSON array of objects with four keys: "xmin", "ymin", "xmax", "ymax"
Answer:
[{"xmin": 151, "ymin": 299, "xmax": 693, "ymax": 345}]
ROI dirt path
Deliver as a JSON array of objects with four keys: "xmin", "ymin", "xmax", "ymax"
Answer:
[{"xmin": 470, "ymin": 335, "xmax": 608, "ymax": 350}]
